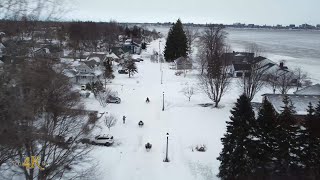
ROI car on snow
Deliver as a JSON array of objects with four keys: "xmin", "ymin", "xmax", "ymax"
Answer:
[
  {"xmin": 118, "ymin": 69, "xmax": 128, "ymax": 74},
  {"xmin": 106, "ymin": 95, "xmax": 121, "ymax": 104},
  {"xmin": 91, "ymin": 134, "xmax": 114, "ymax": 146},
  {"xmin": 132, "ymin": 58, "xmax": 143, "ymax": 62}
]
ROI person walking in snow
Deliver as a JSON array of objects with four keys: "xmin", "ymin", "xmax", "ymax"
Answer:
[
  {"xmin": 146, "ymin": 97, "xmax": 150, "ymax": 103},
  {"xmin": 123, "ymin": 116, "xmax": 126, "ymax": 124}
]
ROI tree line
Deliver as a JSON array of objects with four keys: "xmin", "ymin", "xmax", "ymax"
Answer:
[{"xmin": 218, "ymin": 94, "xmax": 320, "ymax": 180}]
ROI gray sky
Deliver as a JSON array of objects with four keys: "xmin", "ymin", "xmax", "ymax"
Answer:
[{"xmin": 65, "ymin": 0, "xmax": 320, "ymax": 25}]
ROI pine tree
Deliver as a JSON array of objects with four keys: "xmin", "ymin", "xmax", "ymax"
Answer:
[
  {"xmin": 274, "ymin": 95, "xmax": 299, "ymax": 176},
  {"xmin": 298, "ymin": 102, "xmax": 320, "ymax": 178},
  {"xmin": 126, "ymin": 61, "xmax": 138, "ymax": 78},
  {"xmin": 164, "ymin": 19, "xmax": 188, "ymax": 62},
  {"xmin": 217, "ymin": 94, "xmax": 259, "ymax": 179},
  {"xmin": 103, "ymin": 61, "xmax": 114, "ymax": 79},
  {"xmin": 255, "ymin": 97, "xmax": 278, "ymax": 177}
]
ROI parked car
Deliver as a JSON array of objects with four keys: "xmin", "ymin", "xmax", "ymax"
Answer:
[
  {"xmin": 91, "ymin": 134, "xmax": 114, "ymax": 146},
  {"xmin": 118, "ymin": 69, "xmax": 128, "ymax": 74},
  {"xmin": 81, "ymin": 84, "xmax": 86, "ymax": 90},
  {"xmin": 106, "ymin": 95, "xmax": 121, "ymax": 104},
  {"xmin": 137, "ymin": 58, "xmax": 144, "ymax": 62},
  {"xmin": 79, "ymin": 90, "xmax": 90, "ymax": 98}
]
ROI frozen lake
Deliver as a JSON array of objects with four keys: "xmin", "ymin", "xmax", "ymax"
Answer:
[{"xmin": 148, "ymin": 25, "xmax": 320, "ymax": 82}]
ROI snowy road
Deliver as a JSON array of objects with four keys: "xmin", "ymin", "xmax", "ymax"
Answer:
[{"xmin": 84, "ymin": 39, "xmax": 236, "ymax": 180}]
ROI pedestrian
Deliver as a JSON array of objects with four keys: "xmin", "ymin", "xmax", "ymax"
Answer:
[
  {"xmin": 146, "ymin": 97, "xmax": 150, "ymax": 103},
  {"xmin": 123, "ymin": 115, "xmax": 126, "ymax": 124}
]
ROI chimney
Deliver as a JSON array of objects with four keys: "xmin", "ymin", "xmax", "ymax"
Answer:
[{"xmin": 280, "ymin": 62, "xmax": 284, "ymax": 69}]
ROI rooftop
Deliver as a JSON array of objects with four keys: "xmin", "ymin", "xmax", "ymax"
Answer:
[
  {"xmin": 263, "ymin": 94, "xmax": 320, "ymax": 115},
  {"xmin": 294, "ymin": 84, "xmax": 320, "ymax": 95}
]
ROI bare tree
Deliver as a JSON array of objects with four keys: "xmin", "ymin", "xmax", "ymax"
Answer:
[
  {"xmin": 196, "ymin": 45, "xmax": 208, "ymax": 75},
  {"xmin": 238, "ymin": 43, "xmax": 267, "ymax": 101},
  {"xmin": 198, "ymin": 24, "xmax": 231, "ymax": 108},
  {"xmin": 267, "ymin": 67, "xmax": 295, "ymax": 94},
  {"xmin": 105, "ymin": 115, "xmax": 117, "ymax": 131},
  {"xmin": 182, "ymin": 85, "xmax": 195, "ymax": 101},
  {"xmin": 184, "ymin": 26, "xmax": 199, "ymax": 55},
  {"xmin": 0, "ymin": 59, "xmax": 97, "ymax": 179},
  {"xmin": 293, "ymin": 67, "xmax": 309, "ymax": 91},
  {"xmin": 276, "ymin": 71, "xmax": 296, "ymax": 94},
  {"xmin": 96, "ymin": 88, "xmax": 113, "ymax": 107}
]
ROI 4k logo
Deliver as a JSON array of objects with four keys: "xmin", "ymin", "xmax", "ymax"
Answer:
[{"xmin": 13, "ymin": 156, "xmax": 46, "ymax": 170}]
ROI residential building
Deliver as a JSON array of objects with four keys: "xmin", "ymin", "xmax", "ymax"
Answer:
[
  {"xmin": 174, "ymin": 57, "xmax": 192, "ymax": 70},
  {"xmin": 262, "ymin": 94, "xmax": 320, "ymax": 121},
  {"xmin": 294, "ymin": 84, "xmax": 320, "ymax": 95}
]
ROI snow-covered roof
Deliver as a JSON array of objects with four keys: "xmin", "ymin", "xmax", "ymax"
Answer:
[
  {"xmin": 63, "ymin": 69, "xmax": 77, "ymax": 78},
  {"xmin": 263, "ymin": 94, "xmax": 320, "ymax": 115},
  {"xmin": 94, "ymin": 69, "xmax": 103, "ymax": 76},
  {"xmin": 106, "ymin": 52, "xmax": 119, "ymax": 59},
  {"xmin": 294, "ymin": 84, "xmax": 320, "ymax": 95},
  {"xmin": 87, "ymin": 56, "xmax": 101, "ymax": 63}
]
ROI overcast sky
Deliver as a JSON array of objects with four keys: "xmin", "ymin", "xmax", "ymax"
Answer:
[{"xmin": 65, "ymin": 0, "xmax": 320, "ymax": 25}]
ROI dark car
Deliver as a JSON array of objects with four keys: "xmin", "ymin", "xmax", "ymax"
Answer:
[
  {"xmin": 137, "ymin": 58, "xmax": 144, "ymax": 62},
  {"xmin": 106, "ymin": 95, "xmax": 121, "ymax": 104},
  {"xmin": 118, "ymin": 69, "xmax": 128, "ymax": 74}
]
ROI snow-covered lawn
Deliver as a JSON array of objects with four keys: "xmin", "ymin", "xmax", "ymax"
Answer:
[{"xmin": 81, "ymin": 38, "xmax": 312, "ymax": 180}]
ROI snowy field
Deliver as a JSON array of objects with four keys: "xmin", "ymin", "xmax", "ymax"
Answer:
[{"xmin": 83, "ymin": 33, "xmax": 320, "ymax": 179}]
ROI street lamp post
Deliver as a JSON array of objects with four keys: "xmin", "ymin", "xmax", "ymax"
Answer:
[
  {"xmin": 162, "ymin": 92, "xmax": 164, "ymax": 111},
  {"xmin": 161, "ymin": 70, "xmax": 163, "ymax": 84},
  {"xmin": 159, "ymin": 39, "xmax": 162, "ymax": 71},
  {"xmin": 164, "ymin": 133, "xmax": 169, "ymax": 162}
]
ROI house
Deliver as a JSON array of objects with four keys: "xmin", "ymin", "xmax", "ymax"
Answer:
[
  {"xmin": 262, "ymin": 94, "xmax": 320, "ymax": 121},
  {"xmin": 104, "ymin": 52, "xmax": 120, "ymax": 63},
  {"xmin": 231, "ymin": 63, "xmax": 251, "ymax": 77},
  {"xmin": 111, "ymin": 47, "xmax": 126, "ymax": 58},
  {"xmin": 174, "ymin": 57, "xmax": 192, "ymax": 70},
  {"xmin": 123, "ymin": 39, "xmax": 141, "ymax": 54},
  {"xmin": 73, "ymin": 61, "xmax": 102, "ymax": 84},
  {"xmin": 294, "ymin": 84, "xmax": 320, "ymax": 95}
]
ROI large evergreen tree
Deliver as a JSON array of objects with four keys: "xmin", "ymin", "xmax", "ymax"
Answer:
[
  {"xmin": 299, "ymin": 102, "xmax": 320, "ymax": 178},
  {"xmin": 164, "ymin": 19, "xmax": 188, "ymax": 62},
  {"xmin": 273, "ymin": 95, "xmax": 299, "ymax": 176},
  {"xmin": 217, "ymin": 94, "xmax": 259, "ymax": 179},
  {"xmin": 255, "ymin": 97, "xmax": 278, "ymax": 177}
]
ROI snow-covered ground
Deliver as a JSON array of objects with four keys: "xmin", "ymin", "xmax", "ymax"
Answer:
[
  {"xmin": 83, "ymin": 37, "xmax": 319, "ymax": 180},
  {"xmin": 81, "ymin": 38, "xmax": 237, "ymax": 180}
]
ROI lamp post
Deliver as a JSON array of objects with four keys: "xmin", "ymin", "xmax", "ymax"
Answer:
[
  {"xmin": 164, "ymin": 133, "xmax": 169, "ymax": 162},
  {"xmin": 161, "ymin": 70, "xmax": 163, "ymax": 84},
  {"xmin": 159, "ymin": 39, "xmax": 162, "ymax": 71},
  {"xmin": 162, "ymin": 92, "xmax": 164, "ymax": 111}
]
